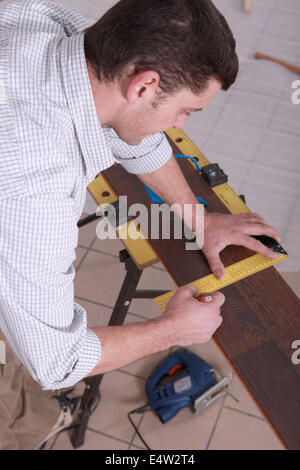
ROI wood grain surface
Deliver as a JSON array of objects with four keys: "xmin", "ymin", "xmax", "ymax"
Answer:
[{"xmin": 99, "ymin": 140, "xmax": 300, "ymax": 449}]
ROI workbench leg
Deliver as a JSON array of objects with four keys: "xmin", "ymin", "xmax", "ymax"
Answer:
[{"xmin": 70, "ymin": 250, "xmax": 143, "ymax": 449}]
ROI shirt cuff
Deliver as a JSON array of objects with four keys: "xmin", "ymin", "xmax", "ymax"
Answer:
[
  {"xmin": 41, "ymin": 328, "xmax": 102, "ymax": 391},
  {"xmin": 104, "ymin": 128, "xmax": 173, "ymax": 174}
]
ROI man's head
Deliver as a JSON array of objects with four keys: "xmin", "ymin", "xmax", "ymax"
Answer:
[{"xmin": 84, "ymin": 0, "xmax": 238, "ymax": 144}]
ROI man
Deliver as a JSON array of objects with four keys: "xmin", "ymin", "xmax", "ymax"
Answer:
[{"xmin": 0, "ymin": 0, "xmax": 281, "ymax": 390}]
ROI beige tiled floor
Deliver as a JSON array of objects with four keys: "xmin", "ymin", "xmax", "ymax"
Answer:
[{"xmin": 50, "ymin": 213, "xmax": 300, "ymax": 450}]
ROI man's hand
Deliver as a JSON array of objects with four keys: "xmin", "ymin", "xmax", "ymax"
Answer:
[
  {"xmin": 137, "ymin": 156, "xmax": 283, "ymax": 281},
  {"xmin": 87, "ymin": 285, "xmax": 225, "ymax": 377},
  {"xmin": 163, "ymin": 285, "xmax": 225, "ymax": 345},
  {"xmin": 203, "ymin": 212, "xmax": 281, "ymax": 280}
]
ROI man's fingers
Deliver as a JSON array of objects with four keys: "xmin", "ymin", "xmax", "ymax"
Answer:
[
  {"xmin": 178, "ymin": 284, "xmax": 199, "ymax": 299},
  {"xmin": 209, "ymin": 291, "xmax": 225, "ymax": 308},
  {"xmin": 177, "ymin": 286, "xmax": 225, "ymax": 310},
  {"xmin": 241, "ymin": 222, "xmax": 281, "ymax": 243},
  {"xmin": 248, "ymin": 213, "xmax": 265, "ymax": 222},
  {"xmin": 198, "ymin": 291, "xmax": 225, "ymax": 306},
  {"xmin": 238, "ymin": 214, "xmax": 281, "ymax": 243},
  {"xmin": 238, "ymin": 235, "xmax": 277, "ymax": 260},
  {"xmin": 238, "ymin": 212, "xmax": 263, "ymax": 222},
  {"xmin": 204, "ymin": 251, "xmax": 226, "ymax": 280}
]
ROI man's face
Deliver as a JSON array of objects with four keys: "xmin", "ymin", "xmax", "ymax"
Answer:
[{"xmin": 112, "ymin": 79, "xmax": 221, "ymax": 145}]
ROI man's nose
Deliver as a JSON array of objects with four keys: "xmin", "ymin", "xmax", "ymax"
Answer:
[{"xmin": 173, "ymin": 115, "xmax": 186, "ymax": 130}]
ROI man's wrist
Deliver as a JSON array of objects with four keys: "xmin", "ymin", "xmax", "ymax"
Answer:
[{"xmin": 145, "ymin": 315, "xmax": 175, "ymax": 352}]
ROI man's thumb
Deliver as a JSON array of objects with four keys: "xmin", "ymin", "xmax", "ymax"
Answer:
[{"xmin": 207, "ymin": 254, "xmax": 225, "ymax": 280}]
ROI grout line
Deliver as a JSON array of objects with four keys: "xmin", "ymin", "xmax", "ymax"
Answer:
[
  {"xmin": 128, "ymin": 412, "xmax": 147, "ymax": 450},
  {"xmin": 224, "ymin": 405, "xmax": 265, "ymax": 421},
  {"xmin": 116, "ymin": 367, "xmax": 147, "ymax": 382},
  {"xmin": 200, "ymin": 0, "xmax": 267, "ymax": 152},
  {"xmin": 205, "ymin": 394, "xmax": 227, "ymax": 450},
  {"xmin": 74, "ymin": 295, "xmax": 154, "ymax": 322},
  {"xmin": 75, "ymin": 249, "xmax": 89, "ymax": 273},
  {"xmin": 236, "ymin": 0, "xmax": 296, "ymax": 193},
  {"xmin": 226, "ymin": 391, "xmax": 240, "ymax": 403},
  {"xmin": 75, "ymin": 236, "xmax": 97, "ymax": 272},
  {"xmin": 87, "ymin": 246, "xmax": 119, "ymax": 259},
  {"xmin": 204, "ymin": 146, "xmax": 300, "ymax": 175},
  {"xmin": 78, "ymin": 244, "xmax": 167, "ymax": 272},
  {"xmin": 201, "ymin": 0, "xmax": 280, "ymax": 186},
  {"xmin": 85, "ymin": 426, "xmax": 145, "ymax": 450}
]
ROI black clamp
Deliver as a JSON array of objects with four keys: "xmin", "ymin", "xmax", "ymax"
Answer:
[{"xmin": 201, "ymin": 164, "xmax": 228, "ymax": 187}]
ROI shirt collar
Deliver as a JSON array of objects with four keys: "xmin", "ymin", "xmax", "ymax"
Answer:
[{"xmin": 59, "ymin": 32, "xmax": 115, "ymax": 183}]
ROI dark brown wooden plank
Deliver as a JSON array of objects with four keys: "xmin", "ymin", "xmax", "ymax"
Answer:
[
  {"xmin": 214, "ymin": 283, "xmax": 272, "ymax": 358},
  {"xmin": 232, "ymin": 341, "xmax": 300, "ymax": 450},
  {"xmin": 235, "ymin": 269, "xmax": 300, "ymax": 375},
  {"xmin": 100, "ymin": 144, "xmax": 300, "ymax": 449}
]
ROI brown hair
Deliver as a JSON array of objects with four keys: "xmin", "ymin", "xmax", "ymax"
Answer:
[{"xmin": 84, "ymin": 0, "xmax": 238, "ymax": 95}]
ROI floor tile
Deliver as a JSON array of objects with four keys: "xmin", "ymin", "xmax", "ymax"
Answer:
[
  {"xmin": 74, "ymin": 246, "xmax": 88, "ymax": 271},
  {"xmin": 255, "ymin": 33, "xmax": 300, "ymax": 68},
  {"xmin": 74, "ymin": 249, "xmax": 174, "ymax": 318},
  {"xmin": 74, "ymin": 249, "xmax": 126, "ymax": 307},
  {"xmin": 223, "ymin": 372, "xmax": 266, "ymax": 419},
  {"xmin": 276, "ymin": 0, "xmax": 300, "ymax": 13},
  {"xmin": 203, "ymin": 119, "xmax": 265, "ymax": 162},
  {"xmin": 264, "ymin": 9, "xmax": 300, "ymax": 43},
  {"xmin": 254, "ymin": 130, "xmax": 300, "ymax": 173},
  {"xmin": 279, "ymin": 209, "xmax": 300, "ymax": 272},
  {"xmin": 84, "ymin": 189, "xmax": 99, "ymax": 214},
  {"xmin": 204, "ymin": 152, "xmax": 252, "ymax": 195},
  {"xmin": 221, "ymin": 90, "xmax": 277, "ymax": 129},
  {"xmin": 208, "ymin": 407, "xmax": 285, "ymax": 450},
  {"xmin": 61, "ymin": 0, "xmax": 114, "ymax": 24},
  {"xmin": 270, "ymin": 100, "xmax": 300, "ymax": 137},
  {"xmin": 76, "ymin": 297, "xmax": 113, "ymax": 329},
  {"xmin": 240, "ymin": 165, "xmax": 299, "ymax": 212},
  {"xmin": 50, "ymin": 428, "xmax": 129, "ymax": 450},
  {"xmin": 235, "ymin": 60, "xmax": 290, "ymax": 100},
  {"xmin": 226, "ymin": 3, "xmax": 275, "ymax": 38},
  {"xmin": 281, "ymin": 271, "xmax": 300, "ymax": 298},
  {"xmin": 78, "ymin": 213, "xmax": 98, "ymax": 248},
  {"xmin": 128, "ymin": 266, "xmax": 177, "ymax": 320},
  {"xmin": 87, "ymin": 370, "xmax": 148, "ymax": 444},
  {"xmin": 91, "ymin": 234, "xmax": 126, "ymax": 258},
  {"xmin": 131, "ymin": 396, "xmax": 223, "ymax": 450}
]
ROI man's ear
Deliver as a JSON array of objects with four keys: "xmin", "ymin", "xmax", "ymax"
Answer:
[{"xmin": 126, "ymin": 70, "xmax": 160, "ymax": 104}]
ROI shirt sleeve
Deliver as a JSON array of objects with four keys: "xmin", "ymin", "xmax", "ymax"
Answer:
[
  {"xmin": 0, "ymin": 195, "xmax": 101, "ymax": 391},
  {"xmin": 103, "ymin": 127, "xmax": 173, "ymax": 174}
]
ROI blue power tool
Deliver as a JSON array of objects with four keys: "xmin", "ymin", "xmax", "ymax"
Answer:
[{"xmin": 145, "ymin": 349, "xmax": 232, "ymax": 424}]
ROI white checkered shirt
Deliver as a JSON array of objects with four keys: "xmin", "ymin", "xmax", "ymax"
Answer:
[{"xmin": 0, "ymin": 0, "xmax": 172, "ymax": 390}]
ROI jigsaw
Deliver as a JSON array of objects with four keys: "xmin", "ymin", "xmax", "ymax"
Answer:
[{"xmin": 145, "ymin": 348, "xmax": 233, "ymax": 423}]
